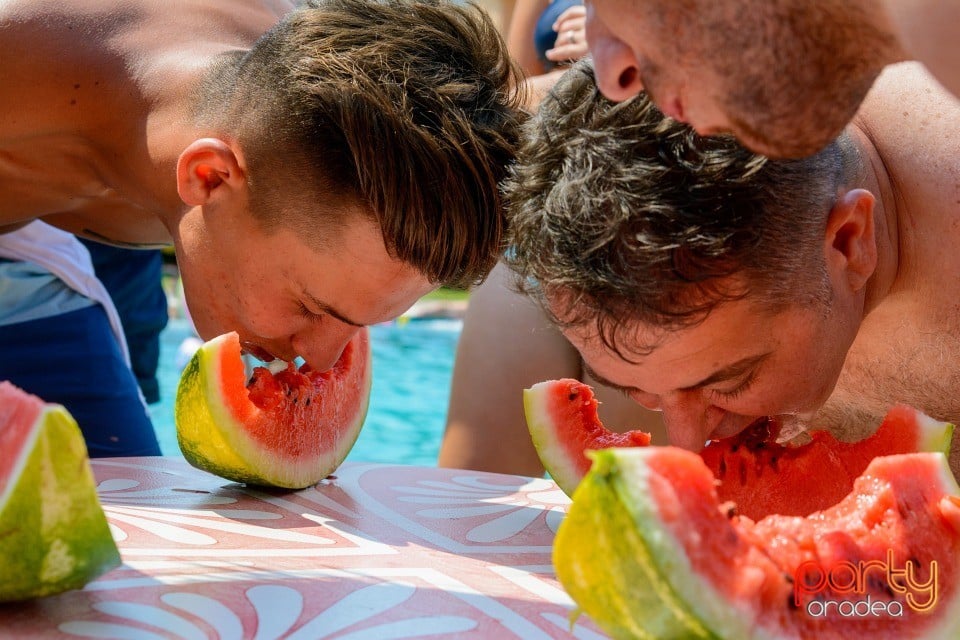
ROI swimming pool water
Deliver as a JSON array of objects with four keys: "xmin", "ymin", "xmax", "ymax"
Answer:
[{"xmin": 149, "ymin": 317, "xmax": 463, "ymax": 467}]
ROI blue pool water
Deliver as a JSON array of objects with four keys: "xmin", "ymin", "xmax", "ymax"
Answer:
[{"xmin": 149, "ymin": 317, "xmax": 463, "ymax": 467}]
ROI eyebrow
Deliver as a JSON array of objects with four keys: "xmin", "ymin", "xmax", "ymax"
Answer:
[
  {"xmin": 305, "ymin": 292, "xmax": 365, "ymax": 328},
  {"xmin": 582, "ymin": 352, "xmax": 771, "ymax": 394}
]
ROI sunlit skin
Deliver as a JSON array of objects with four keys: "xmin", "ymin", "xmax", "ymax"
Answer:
[
  {"xmin": 557, "ymin": 295, "xmax": 861, "ymax": 451},
  {"xmin": 582, "ymin": 0, "xmax": 909, "ymax": 158},
  {"xmin": 174, "ymin": 206, "xmax": 436, "ymax": 372},
  {"xmin": 514, "ymin": 65, "xmax": 960, "ymax": 476},
  {"xmin": 0, "ymin": 0, "xmax": 439, "ymax": 373},
  {"xmin": 582, "ymin": 0, "xmax": 810, "ymax": 156}
]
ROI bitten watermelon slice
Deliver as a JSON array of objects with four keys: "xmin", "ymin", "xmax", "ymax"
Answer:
[
  {"xmin": 175, "ymin": 329, "xmax": 371, "ymax": 489},
  {"xmin": 524, "ymin": 378, "xmax": 953, "ymax": 518},
  {"xmin": 554, "ymin": 448, "xmax": 960, "ymax": 639},
  {"xmin": 0, "ymin": 382, "xmax": 120, "ymax": 601},
  {"xmin": 524, "ymin": 378, "xmax": 651, "ymax": 494}
]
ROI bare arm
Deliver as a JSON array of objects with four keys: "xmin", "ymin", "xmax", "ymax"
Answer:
[
  {"xmin": 505, "ymin": 1, "xmax": 590, "ymax": 111},
  {"xmin": 506, "ymin": 0, "xmax": 551, "ymax": 76},
  {"xmin": 440, "ymin": 262, "xmax": 578, "ymax": 475}
]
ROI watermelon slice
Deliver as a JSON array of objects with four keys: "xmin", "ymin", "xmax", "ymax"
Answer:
[
  {"xmin": 0, "ymin": 381, "xmax": 120, "ymax": 602},
  {"xmin": 554, "ymin": 447, "xmax": 960, "ymax": 639},
  {"xmin": 524, "ymin": 378, "xmax": 953, "ymax": 518},
  {"xmin": 175, "ymin": 329, "xmax": 371, "ymax": 489}
]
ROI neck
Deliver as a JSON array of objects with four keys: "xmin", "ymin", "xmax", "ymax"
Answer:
[{"xmin": 847, "ymin": 124, "xmax": 901, "ymax": 317}]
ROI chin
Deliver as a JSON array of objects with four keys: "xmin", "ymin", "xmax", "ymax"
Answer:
[
  {"xmin": 186, "ymin": 312, "xmax": 221, "ymax": 342},
  {"xmin": 731, "ymin": 116, "xmax": 842, "ymax": 159}
]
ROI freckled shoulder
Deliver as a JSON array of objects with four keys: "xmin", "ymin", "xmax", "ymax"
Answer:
[{"xmin": 854, "ymin": 62, "xmax": 960, "ymax": 181}]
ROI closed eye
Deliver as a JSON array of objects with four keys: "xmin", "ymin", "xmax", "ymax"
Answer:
[
  {"xmin": 297, "ymin": 301, "xmax": 324, "ymax": 323},
  {"xmin": 709, "ymin": 370, "xmax": 757, "ymax": 401}
]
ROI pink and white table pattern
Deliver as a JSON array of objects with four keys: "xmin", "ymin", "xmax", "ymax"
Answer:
[{"xmin": 0, "ymin": 457, "xmax": 608, "ymax": 639}]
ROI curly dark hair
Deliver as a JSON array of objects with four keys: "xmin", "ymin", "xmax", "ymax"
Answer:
[
  {"xmin": 505, "ymin": 60, "xmax": 859, "ymax": 357},
  {"xmin": 196, "ymin": 0, "xmax": 524, "ymax": 288}
]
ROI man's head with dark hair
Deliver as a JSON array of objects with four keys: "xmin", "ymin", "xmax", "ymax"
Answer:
[
  {"xmin": 197, "ymin": 0, "xmax": 523, "ymax": 289},
  {"xmin": 171, "ymin": 0, "xmax": 524, "ymax": 371},
  {"xmin": 506, "ymin": 61, "xmax": 856, "ymax": 358},
  {"xmin": 505, "ymin": 61, "xmax": 878, "ymax": 452}
]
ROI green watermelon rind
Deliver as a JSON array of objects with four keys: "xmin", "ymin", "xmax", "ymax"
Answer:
[
  {"xmin": 555, "ymin": 448, "xmax": 748, "ymax": 640},
  {"xmin": 916, "ymin": 409, "xmax": 955, "ymax": 455},
  {"xmin": 557, "ymin": 447, "xmax": 960, "ymax": 640},
  {"xmin": 524, "ymin": 381, "xmax": 585, "ymax": 495},
  {"xmin": 0, "ymin": 404, "xmax": 120, "ymax": 602},
  {"xmin": 176, "ymin": 331, "xmax": 372, "ymax": 489}
]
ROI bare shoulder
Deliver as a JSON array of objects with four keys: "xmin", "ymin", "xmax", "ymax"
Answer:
[
  {"xmin": 0, "ymin": 1, "xmax": 137, "ymax": 133},
  {"xmin": 853, "ymin": 62, "xmax": 960, "ymax": 165},
  {"xmin": 852, "ymin": 62, "xmax": 960, "ymax": 234},
  {"xmin": 854, "ymin": 63, "xmax": 960, "ymax": 299},
  {"xmin": 0, "ymin": 0, "xmax": 290, "ymax": 132}
]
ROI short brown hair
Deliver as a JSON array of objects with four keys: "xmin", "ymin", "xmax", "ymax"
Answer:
[
  {"xmin": 199, "ymin": 0, "xmax": 524, "ymax": 288},
  {"xmin": 505, "ymin": 61, "xmax": 857, "ymax": 356}
]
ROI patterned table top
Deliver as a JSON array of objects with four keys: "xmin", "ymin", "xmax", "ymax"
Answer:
[{"xmin": 1, "ymin": 457, "xmax": 607, "ymax": 639}]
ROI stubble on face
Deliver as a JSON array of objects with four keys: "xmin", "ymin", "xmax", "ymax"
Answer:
[{"xmin": 695, "ymin": 0, "xmax": 887, "ymax": 158}]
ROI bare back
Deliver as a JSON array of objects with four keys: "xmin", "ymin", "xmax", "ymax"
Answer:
[
  {"xmin": 0, "ymin": 0, "xmax": 293, "ymax": 245},
  {"xmin": 821, "ymin": 63, "xmax": 960, "ymax": 438}
]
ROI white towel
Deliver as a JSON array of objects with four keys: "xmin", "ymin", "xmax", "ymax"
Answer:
[{"xmin": 0, "ymin": 221, "xmax": 130, "ymax": 365}]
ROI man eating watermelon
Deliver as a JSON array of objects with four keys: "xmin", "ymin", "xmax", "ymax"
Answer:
[
  {"xmin": 503, "ymin": 59, "xmax": 960, "ymax": 477},
  {"xmin": 0, "ymin": 0, "xmax": 522, "ymax": 449}
]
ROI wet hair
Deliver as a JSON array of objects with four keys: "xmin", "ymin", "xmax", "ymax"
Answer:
[
  {"xmin": 505, "ymin": 61, "xmax": 859, "ymax": 357},
  {"xmin": 196, "ymin": 0, "xmax": 524, "ymax": 288}
]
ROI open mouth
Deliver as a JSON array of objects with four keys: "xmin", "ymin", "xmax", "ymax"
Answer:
[
  {"xmin": 708, "ymin": 416, "xmax": 781, "ymax": 449},
  {"xmin": 240, "ymin": 342, "xmax": 276, "ymax": 363},
  {"xmin": 240, "ymin": 341, "xmax": 308, "ymax": 376}
]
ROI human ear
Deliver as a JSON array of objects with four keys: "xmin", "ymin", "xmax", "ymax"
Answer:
[
  {"xmin": 176, "ymin": 138, "xmax": 246, "ymax": 206},
  {"xmin": 824, "ymin": 188, "xmax": 877, "ymax": 292}
]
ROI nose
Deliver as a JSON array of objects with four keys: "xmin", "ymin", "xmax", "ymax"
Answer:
[
  {"xmin": 292, "ymin": 324, "xmax": 359, "ymax": 372},
  {"xmin": 658, "ymin": 392, "xmax": 725, "ymax": 452},
  {"xmin": 586, "ymin": 14, "xmax": 644, "ymax": 102}
]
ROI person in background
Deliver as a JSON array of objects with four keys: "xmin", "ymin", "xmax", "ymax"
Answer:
[
  {"xmin": 438, "ymin": 0, "xmax": 612, "ymax": 476},
  {"xmin": 505, "ymin": 0, "xmax": 588, "ymax": 109},
  {"xmin": 438, "ymin": 261, "xmax": 666, "ymax": 476},
  {"xmin": 503, "ymin": 60, "xmax": 960, "ymax": 477},
  {"xmin": 0, "ymin": 0, "xmax": 523, "ymax": 443},
  {"xmin": 584, "ymin": 0, "xmax": 960, "ymax": 158}
]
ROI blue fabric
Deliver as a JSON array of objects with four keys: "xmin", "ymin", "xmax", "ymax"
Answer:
[
  {"xmin": 82, "ymin": 241, "xmax": 168, "ymax": 404},
  {"xmin": 534, "ymin": 0, "xmax": 583, "ymax": 68},
  {"xmin": 0, "ymin": 258, "xmax": 95, "ymax": 326},
  {"xmin": 0, "ymin": 305, "xmax": 161, "ymax": 458}
]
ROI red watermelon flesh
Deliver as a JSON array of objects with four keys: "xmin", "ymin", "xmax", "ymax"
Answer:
[
  {"xmin": 702, "ymin": 404, "xmax": 950, "ymax": 520},
  {"xmin": 236, "ymin": 334, "xmax": 367, "ymax": 459},
  {"xmin": 554, "ymin": 447, "xmax": 960, "ymax": 639},
  {"xmin": 524, "ymin": 379, "xmax": 650, "ymax": 493},
  {"xmin": 0, "ymin": 382, "xmax": 120, "ymax": 601},
  {"xmin": 176, "ymin": 329, "xmax": 372, "ymax": 489},
  {"xmin": 0, "ymin": 383, "xmax": 43, "ymax": 499},
  {"xmin": 524, "ymin": 379, "xmax": 953, "ymax": 518}
]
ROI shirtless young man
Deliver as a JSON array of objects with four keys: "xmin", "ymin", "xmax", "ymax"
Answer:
[
  {"xmin": 583, "ymin": 0, "xmax": 960, "ymax": 158},
  {"xmin": 504, "ymin": 61, "xmax": 960, "ymax": 474},
  {"xmin": 0, "ymin": 0, "xmax": 522, "ymax": 450}
]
